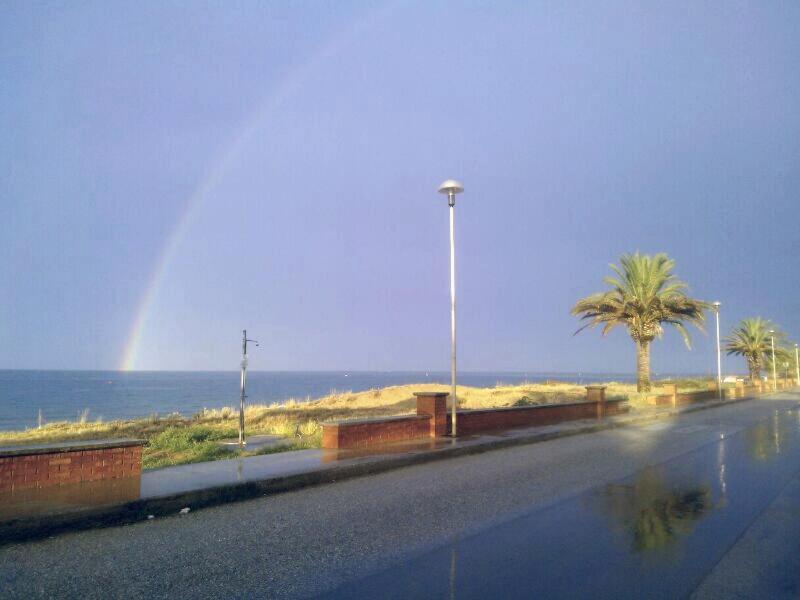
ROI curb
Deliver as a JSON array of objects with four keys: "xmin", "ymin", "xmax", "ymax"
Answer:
[{"xmin": 0, "ymin": 392, "xmax": 784, "ymax": 545}]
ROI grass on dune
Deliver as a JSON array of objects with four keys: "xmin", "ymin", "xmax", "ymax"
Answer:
[{"xmin": 0, "ymin": 378, "xmax": 715, "ymax": 468}]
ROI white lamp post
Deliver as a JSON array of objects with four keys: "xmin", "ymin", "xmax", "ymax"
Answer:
[
  {"xmin": 712, "ymin": 302, "xmax": 722, "ymax": 398},
  {"xmin": 438, "ymin": 179, "xmax": 464, "ymax": 437},
  {"xmin": 769, "ymin": 329, "xmax": 777, "ymax": 391},
  {"xmin": 795, "ymin": 343, "xmax": 799, "ymax": 386}
]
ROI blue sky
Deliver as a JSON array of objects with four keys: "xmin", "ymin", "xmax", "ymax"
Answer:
[{"xmin": 2, "ymin": 1, "xmax": 799, "ymax": 374}]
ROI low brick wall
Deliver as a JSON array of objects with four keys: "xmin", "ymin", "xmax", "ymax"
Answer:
[
  {"xmin": 650, "ymin": 385, "xmax": 721, "ymax": 406},
  {"xmin": 320, "ymin": 389, "xmax": 628, "ymax": 449},
  {"xmin": 321, "ymin": 415, "xmax": 430, "ymax": 449},
  {"xmin": 446, "ymin": 399, "xmax": 628, "ymax": 436},
  {"xmin": 650, "ymin": 380, "xmax": 778, "ymax": 406},
  {"xmin": 650, "ymin": 393, "xmax": 675, "ymax": 407},
  {"xmin": 676, "ymin": 389, "xmax": 718, "ymax": 405},
  {"xmin": 0, "ymin": 439, "xmax": 144, "ymax": 493}
]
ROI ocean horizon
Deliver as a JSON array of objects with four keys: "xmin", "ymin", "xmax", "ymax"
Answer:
[{"xmin": 0, "ymin": 369, "xmax": 703, "ymax": 432}]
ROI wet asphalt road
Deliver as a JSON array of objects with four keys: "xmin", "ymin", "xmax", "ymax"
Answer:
[{"xmin": 2, "ymin": 392, "xmax": 799, "ymax": 599}]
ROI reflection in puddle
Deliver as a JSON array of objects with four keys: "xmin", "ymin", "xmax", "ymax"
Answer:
[
  {"xmin": 321, "ymin": 438, "xmax": 453, "ymax": 463},
  {"xmin": 0, "ymin": 476, "xmax": 141, "ymax": 521},
  {"xmin": 594, "ymin": 467, "xmax": 712, "ymax": 554},
  {"xmin": 449, "ymin": 545, "xmax": 457, "ymax": 600},
  {"xmin": 745, "ymin": 410, "xmax": 797, "ymax": 461}
]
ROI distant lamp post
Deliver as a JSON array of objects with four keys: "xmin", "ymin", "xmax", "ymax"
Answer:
[
  {"xmin": 437, "ymin": 179, "xmax": 464, "ymax": 437},
  {"xmin": 795, "ymin": 344, "xmax": 799, "ymax": 385},
  {"xmin": 239, "ymin": 329, "xmax": 259, "ymax": 447},
  {"xmin": 769, "ymin": 330, "xmax": 777, "ymax": 391},
  {"xmin": 712, "ymin": 302, "xmax": 722, "ymax": 398}
]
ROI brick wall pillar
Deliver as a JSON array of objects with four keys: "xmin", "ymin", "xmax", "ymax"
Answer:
[
  {"xmin": 586, "ymin": 386, "xmax": 606, "ymax": 419},
  {"xmin": 415, "ymin": 392, "xmax": 448, "ymax": 438},
  {"xmin": 663, "ymin": 383, "xmax": 678, "ymax": 407}
]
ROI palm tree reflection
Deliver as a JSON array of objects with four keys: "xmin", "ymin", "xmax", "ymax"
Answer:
[
  {"xmin": 745, "ymin": 417, "xmax": 788, "ymax": 461},
  {"xmin": 594, "ymin": 467, "xmax": 712, "ymax": 553}
]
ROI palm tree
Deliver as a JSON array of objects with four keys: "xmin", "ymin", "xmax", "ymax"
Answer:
[
  {"xmin": 571, "ymin": 252, "xmax": 709, "ymax": 392},
  {"xmin": 724, "ymin": 318, "xmax": 784, "ymax": 382},
  {"xmin": 764, "ymin": 343, "xmax": 793, "ymax": 382}
]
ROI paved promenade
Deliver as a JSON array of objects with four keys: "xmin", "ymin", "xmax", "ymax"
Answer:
[{"xmin": 1, "ymin": 392, "xmax": 799, "ymax": 598}]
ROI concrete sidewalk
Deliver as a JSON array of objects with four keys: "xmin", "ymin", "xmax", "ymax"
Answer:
[{"xmin": 0, "ymin": 392, "xmax": 776, "ymax": 544}]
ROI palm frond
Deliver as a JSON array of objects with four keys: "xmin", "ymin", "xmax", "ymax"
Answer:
[{"xmin": 571, "ymin": 252, "xmax": 708, "ymax": 345}]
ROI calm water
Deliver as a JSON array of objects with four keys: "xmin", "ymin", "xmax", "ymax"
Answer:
[{"xmin": 0, "ymin": 370, "xmax": 643, "ymax": 432}]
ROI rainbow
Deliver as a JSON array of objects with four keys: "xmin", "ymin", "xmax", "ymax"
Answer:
[{"xmin": 119, "ymin": 3, "xmax": 398, "ymax": 371}]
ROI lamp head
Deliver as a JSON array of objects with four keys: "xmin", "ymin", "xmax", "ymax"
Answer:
[{"xmin": 437, "ymin": 179, "xmax": 464, "ymax": 195}]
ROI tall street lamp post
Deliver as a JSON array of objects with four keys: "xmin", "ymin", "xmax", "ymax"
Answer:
[
  {"xmin": 438, "ymin": 179, "xmax": 464, "ymax": 437},
  {"xmin": 712, "ymin": 301, "xmax": 722, "ymax": 398},
  {"xmin": 793, "ymin": 343, "xmax": 800, "ymax": 385},
  {"xmin": 769, "ymin": 329, "xmax": 777, "ymax": 391}
]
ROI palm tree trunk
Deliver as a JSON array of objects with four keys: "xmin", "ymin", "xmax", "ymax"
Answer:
[
  {"xmin": 747, "ymin": 356, "xmax": 760, "ymax": 383},
  {"xmin": 636, "ymin": 340, "xmax": 652, "ymax": 392}
]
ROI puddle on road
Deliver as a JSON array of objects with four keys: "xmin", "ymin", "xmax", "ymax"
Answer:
[
  {"xmin": 639, "ymin": 423, "xmax": 671, "ymax": 432},
  {"xmin": 592, "ymin": 466, "xmax": 713, "ymax": 555},
  {"xmin": 0, "ymin": 476, "xmax": 141, "ymax": 521},
  {"xmin": 672, "ymin": 425, "xmax": 710, "ymax": 434},
  {"xmin": 328, "ymin": 408, "xmax": 800, "ymax": 599}
]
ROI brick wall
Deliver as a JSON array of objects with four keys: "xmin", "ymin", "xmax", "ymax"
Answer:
[
  {"xmin": 676, "ymin": 389, "xmax": 718, "ymax": 405},
  {"xmin": 650, "ymin": 394, "xmax": 675, "ymax": 406},
  {"xmin": 321, "ymin": 389, "xmax": 630, "ymax": 449},
  {"xmin": 0, "ymin": 441, "xmax": 143, "ymax": 493},
  {"xmin": 321, "ymin": 415, "xmax": 430, "ymax": 449},
  {"xmin": 445, "ymin": 400, "xmax": 628, "ymax": 436},
  {"xmin": 650, "ymin": 382, "xmax": 773, "ymax": 406}
]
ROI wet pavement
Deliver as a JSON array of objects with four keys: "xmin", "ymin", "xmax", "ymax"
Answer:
[{"xmin": 327, "ymin": 405, "xmax": 800, "ymax": 598}]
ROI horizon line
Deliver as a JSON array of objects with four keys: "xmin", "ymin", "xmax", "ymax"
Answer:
[{"xmin": 0, "ymin": 368, "xmax": 718, "ymax": 376}]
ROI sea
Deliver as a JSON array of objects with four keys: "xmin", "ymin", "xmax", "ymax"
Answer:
[{"xmin": 0, "ymin": 370, "xmax": 647, "ymax": 432}]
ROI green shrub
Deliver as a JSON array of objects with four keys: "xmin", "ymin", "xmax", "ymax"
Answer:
[
  {"xmin": 144, "ymin": 426, "xmax": 239, "ymax": 469},
  {"xmin": 513, "ymin": 396, "xmax": 538, "ymax": 407}
]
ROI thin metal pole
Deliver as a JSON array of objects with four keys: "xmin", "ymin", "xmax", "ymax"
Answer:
[
  {"xmin": 239, "ymin": 329, "xmax": 247, "ymax": 447},
  {"xmin": 795, "ymin": 345, "xmax": 799, "ymax": 386},
  {"xmin": 448, "ymin": 193, "xmax": 457, "ymax": 437},
  {"xmin": 715, "ymin": 308, "xmax": 722, "ymax": 399},
  {"xmin": 770, "ymin": 335, "xmax": 777, "ymax": 391}
]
